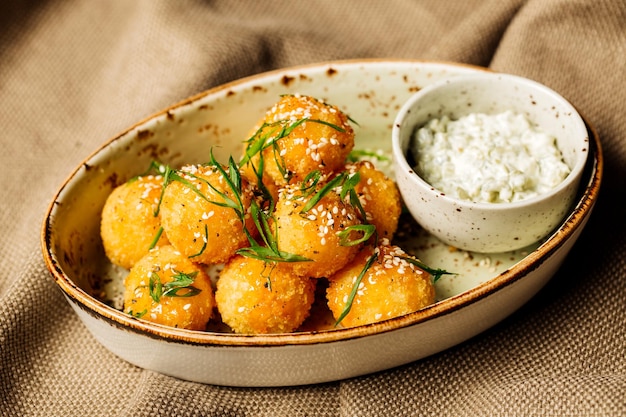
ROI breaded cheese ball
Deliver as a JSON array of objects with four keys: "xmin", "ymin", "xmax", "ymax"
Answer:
[
  {"xmin": 244, "ymin": 94, "xmax": 355, "ymax": 186},
  {"xmin": 272, "ymin": 181, "xmax": 363, "ymax": 279},
  {"xmin": 215, "ymin": 255, "xmax": 316, "ymax": 334},
  {"xmin": 123, "ymin": 245, "xmax": 215, "ymax": 330},
  {"xmin": 344, "ymin": 161, "xmax": 402, "ymax": 240},
  {"xmin": 159, "ymin": 164, "xmax": 257, "ymax": 265},
  {"xmin": 326, "ymin": 241, "xmax": 435, "ymax": 328},
  {"xmin": 101, "ymin": 175, "xmax": 169, "ymax": 269}
]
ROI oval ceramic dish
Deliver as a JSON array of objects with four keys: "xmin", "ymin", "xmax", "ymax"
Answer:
[{"xmin": 41, "ymin": 60, "xmax": 602, "ymax": 387}]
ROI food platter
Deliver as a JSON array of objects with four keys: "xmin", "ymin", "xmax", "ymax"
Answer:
[{"xmin": 41, "ymin": 60, "xmax": 602, "ymax": 386}]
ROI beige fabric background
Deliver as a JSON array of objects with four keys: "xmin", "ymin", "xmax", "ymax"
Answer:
[{"xmin": 1, "ymin": 0, "xmax": 624, "ymax": 416}]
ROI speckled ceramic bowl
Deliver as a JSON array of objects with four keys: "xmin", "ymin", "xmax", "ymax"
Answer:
[
  {"xmin": 392, "ymin": 73, "xmax": 589, "ymax": 253},
  {"xmin": 42, "ymin": 60, "xmax": 602, "ymax": 387}
]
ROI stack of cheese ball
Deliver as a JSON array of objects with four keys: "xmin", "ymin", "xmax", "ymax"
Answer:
[{"xmin": 100, "ymin": 94, "xmax": 436, "ymax": 334}]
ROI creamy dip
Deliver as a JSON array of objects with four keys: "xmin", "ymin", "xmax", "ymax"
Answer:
[{"xmin": 411, "ymin": 111, "xmax": 570, "ymax": 203}]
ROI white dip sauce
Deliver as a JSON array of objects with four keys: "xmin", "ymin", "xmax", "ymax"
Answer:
[{"xmin": 411, "ymin": 111, "xmax": 571, "ymax": 203}]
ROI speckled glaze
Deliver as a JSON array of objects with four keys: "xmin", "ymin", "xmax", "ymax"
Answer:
[
  {"xmin": 41, "ymin": 61, "xmax": 602, "ymax": 387},
  {"xmin": 392, "ymin": 73, "xmax": 590, "ymax": 253}
]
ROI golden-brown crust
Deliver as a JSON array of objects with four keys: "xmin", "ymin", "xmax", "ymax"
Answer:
[
  {"xmin": 123, "ymin": 245, "xmax": 215, "ymax": 331},
  {"xmin": 272, "ymin": 182, "xmax": 363, "ymax": 279},
  {"xmin": 246, "ymin": 94, "xmax": 355, "ymax": 186},
  {"xmin": 100, "ymin": 175, "xmax": 169, "ymax": 269},
  {"xmin": 344, "ymin": 161, "xmax": 402, "ymax": 240},
  {"xmin": 215, "ymin": 255, "xmax": 316, "ymax": 334},
  {"xmin": 326, "ymin": 242, "xmax": 435, "ymax": 328},
  {"xmin": 159, "ymin": 164, "xmax": 256, "ymax": 265}
]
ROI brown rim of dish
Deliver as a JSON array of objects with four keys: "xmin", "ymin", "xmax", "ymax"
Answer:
[{"xmin": 40, "ymin": 59, "xmax": 603, "ymax": 347}]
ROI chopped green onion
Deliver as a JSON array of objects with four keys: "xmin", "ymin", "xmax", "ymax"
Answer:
[
  {"xmin": 337, "ymin": 224, "xmax": 376, "ymax": 247},
  {"xmin": 148, "ymin": 227, "xmax": 164, "ymax": 250},
  {"xmin": 188, "ymin": 224, "xmax": 209, "ymax": 258},
  {"xmin": 335, "ymin": 251, "xmax": 378, "ymax": 326},
  {"xmin": 400, "ymin": 256, "xmax": 455, "ymax": 283}
]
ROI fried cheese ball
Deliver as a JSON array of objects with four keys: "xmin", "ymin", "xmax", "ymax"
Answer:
[
  {"xmin": 272, "ymin": 182, "xmax": 363, "ymax": 279},
  {"xmin": 243, "ymin": 94, "xmax": 355, "ymax": 186},
  {"xmin": 123, "ymin": 245, "xmax": 215, "ymax": 330},
  {"xmin": 344, "ymin": 161, "xmax": 402, "ymax": 240},
  {"xmin": 326, "ymin": 241, "xmax": 435, "ymax": 328},
  {"xmin": 215, "ymin": 255, "xmax": 316, "ymax": 334},
  {"xmin": 101, "ymin": 175, "xmax": 169, "ymax": 269},
  {"xmin": 159, "ymin": 164, "xmax": 257, "ymax": 265}
]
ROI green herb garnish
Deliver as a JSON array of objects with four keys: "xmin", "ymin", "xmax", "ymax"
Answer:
[
  {"xmin": 400, "ymin": 256, "xmax": 456, "ymax": 283},
  {"xmin": 162, "ymin": 271, "xmax": 202, "ymax": 298},
  {"xmin": 337, "ymin": 224, "xmax": 376, "ymax": 247},
  {"xmin": 149, "ymin": 272, "xmax": 163, "ymax": 303},
  {"xmin": 148, "ymin": 226, "xmax": 164, "ymax": 250},
  {"xmin": 299, "ymin": 172, "xmax": 346, "ymax": 214},
  {"xmin": 346, "ymin": 149, "xmax": 389, "ymax": 163},
  {"xmin": 235, "ymin": 199, "xmax": 311, "ymax": 263},
  {"xmin": 334, "ymin": 251, "xmax": 378, "ymax": 326},
  {"xmin": 188, "ymin": 224, "xmax": 209, "ymax": 258},
  {"xmin": 148, "ymin": 270, "xmax": 201, "ymax": 303},
  {"xmin": 128, "ymin": 309, "xmax": 147, "ymax": 319}
]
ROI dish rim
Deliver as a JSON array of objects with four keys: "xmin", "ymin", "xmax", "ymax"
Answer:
[{"xmin": 40, "ymin": 59, "xmax": 604, "ymax": 347}]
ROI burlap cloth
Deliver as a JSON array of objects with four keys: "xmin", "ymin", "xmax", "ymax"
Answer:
[{"xmin": 1, "ymin": 0, "xmax": 624, "ymax": 415}]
